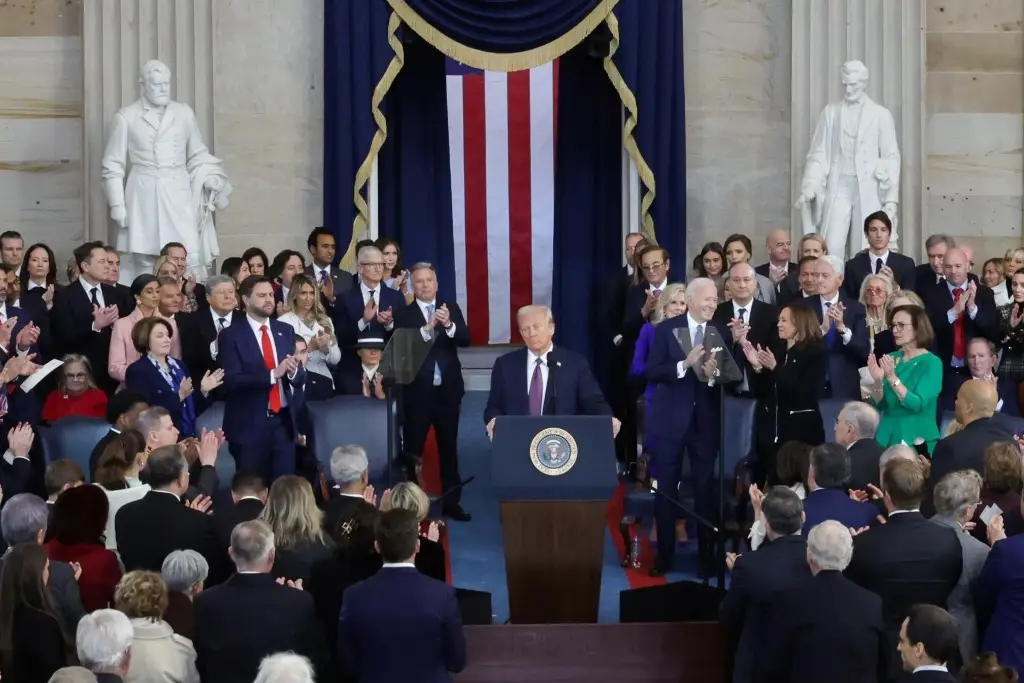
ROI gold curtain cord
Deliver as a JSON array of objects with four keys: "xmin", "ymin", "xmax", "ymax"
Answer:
[{"xmin": 386, "ymin": 0, "xmax": 619, "ymax": 72}]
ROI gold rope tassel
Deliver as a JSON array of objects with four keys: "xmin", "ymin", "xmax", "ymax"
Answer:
[
  {"xmin": 342, "ymin": 11, "xmax": 406, "ymax": 271},
  {"xmin": 386, "ymin": 0, "xmax": 619, "ymax": 73},
  {"xmin": 601, "ymin": 12, "xmax": 657, "ymax": 242}
]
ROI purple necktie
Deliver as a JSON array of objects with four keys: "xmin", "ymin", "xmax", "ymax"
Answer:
[{"xmin": 528, "ymin": 358, "xmax": 544, "ymax": 415}]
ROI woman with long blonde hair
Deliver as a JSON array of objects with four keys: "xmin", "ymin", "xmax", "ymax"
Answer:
[
  {"xmin": 277, "ymin": 273, "xmax": 340, "ymax": 398},
  {"xmin": 259, "ymin": 476, "xmax": 334, "ymax": 582}
]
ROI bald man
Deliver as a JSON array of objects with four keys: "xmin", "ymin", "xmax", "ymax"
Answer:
[
  {"xmin": 921, "ymin": 247, "xmax": 1001, "ymax": 402},
  {"xmin": 930, "ymin": 379, "xmax": 1016, "ymax": 487},
  {"xmin": 755, "ymin": 229, "xmax": 798, "ymax": 296}
]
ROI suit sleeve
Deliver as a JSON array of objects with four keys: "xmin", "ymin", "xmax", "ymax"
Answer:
[
  {"xmin": 761, "ymin": 593, "xmax": 796, "ymax": 683},
  {"xmin": 717, "ymin": 555, "xmax": 749, "ymax": 634},
  {"xmin": 645, "ymin": 323, "xmax": 685, "ymax": 385},
  {"xmin": 51, "ymin": 290, "xmax": 93, "ymax": 356},
  {"xmin": 844, "ymin": 305, "xmax": 871, "ymax": 360},
  {"xmin": 220, "ymin": 330, "xmax": 274, "ymax": 392},
  {"xmin": 483, "ymin": 358, "xmax": 505, "ymax": 424},
  {"xmin": 974, "ymin": 544, "xmax": 1002, "ymax": 632},
  {"xmin": 441, "ymin": 587, "xmax": 468, "ymax": 673},
  {"xmin": 448, "ymin": 304, "xmax": 472, "ymax": 347},
  {"xmin": 897, "ymin": 258, "xmax": 916, "ymax": 292},
  {"xmin": 49, "ymin": 562, "xmax": 86, "ymax": 631}
]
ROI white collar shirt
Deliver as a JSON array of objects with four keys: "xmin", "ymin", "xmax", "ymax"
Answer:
[
  {"xmin": 80, "ymin": 277, "xmax": 106, "ymax": 308},
  {"xmin": 246, "ymin": 314, "xmax": 289, "ymax": 408}
]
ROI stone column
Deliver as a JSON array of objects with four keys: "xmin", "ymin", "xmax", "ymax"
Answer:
[
  {"xmin": 82, "ymin": 0, "xmax": 215, "ymax": 244},
  {"xmin": 791, "ymin": 0, "xmax": 925, "ymax": 258}
]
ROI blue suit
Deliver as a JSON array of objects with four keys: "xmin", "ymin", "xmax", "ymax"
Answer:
[
  {"xmin": 336, "ymin": 285, "xmax": 405, "ymax": 346},
  {"xmin": 483, "ymin": 346, "xmax": 611, "ymax": 423},
  {"xmin": 805, "ymin": 294, "xmax": 870, "ymax": 400},
  {"xmin": 124, "ymin": 356, "xmax": 197, "ymax": 437},
  {"xmin": 976, "ymin": 534, "xmax": 1024, "ymax": 673},
  {"xmin": 218, "ymin": 317, "xmax": 306, "ymax": 482},
  {"xmin": 645, "ymin": 316, "xmax": 732, "ymax": 566},
  {"xmin": 802, "ymin": 487, "xmax": 878, "ymax": 532},
  {"xmin": 338, "ymin": 566, "xmax": 467, "ymax": 683}
]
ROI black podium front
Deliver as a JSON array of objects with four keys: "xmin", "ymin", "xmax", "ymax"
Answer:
[{"xmin": 491, "ymin": 415, "xmax": 616, "ymax": 624}]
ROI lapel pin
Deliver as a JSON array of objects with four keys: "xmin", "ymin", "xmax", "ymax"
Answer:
[{"xmin": 556, "ymin": 361, "xmax": 562, "ymax": 367}]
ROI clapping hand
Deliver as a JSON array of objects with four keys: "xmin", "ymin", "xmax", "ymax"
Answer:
[
  {"xmin": 197, "ymin": 428, "xmax": 220, "ymax": 467},
  {"xmin": 376, "ymin": 306, "xmax": 394, "ymax": 326},
  {"xmin": 435, "ymin": 304, "xmax": 451, "ymax": 329},
  {"xmin": 879, "ymin": 354, "xmax": 897, "ymax": 380},
  {"xmin": 426, "ymin": 521, "xmax": 440, "ymax": 543},
  {"xmin": 360, "ymin": 372, "xmax": 371, "ymax": 398},
  {"xmin": 187, "ymin": 495, "xmax": 213, "ymax": 514},
  {"xmin": 1012, "ymin": 305, "xmax": 1024, "ymax": 329},
  {"xmin": 362, "ymin": 485, "xmax": 377, "ymax": 506},
  {"xmin": 755, "ymin": 345, "xmax": 777, "ymax": 371},
  {"xmin": 684, "ymin": 344, "xmax": 705, "ymax": 369},
  {"xmin": 1, "ymin": 353, "xmax": 39, "ymax": 384},
  {"xmin": 740, "ymin": 339, "xmax": 760, "ymax": 368},
  {"xmin": 725, "ymin": 552, "xmax": 739, "ymax": 571},
  {"xmin": 42, "ymin": 284, "xmax": 54, "ymax": 310},
  {"xmin": 988, "ymin": 514, "xmax": 1007, "ymax": 546},
  {"xmin": 275, "ymin": 301, "xmax": 287, "ymax": 317},
  {"xmin": 200, "ymin": 369, "xmax": 224, "ymax": 394},
  {"xmin": 178, "ymin": 377, "xmax": 194, "ymax": 401},
  {"xmin": 7, "ymin": 423, "xmax": 33, "ymax": 459},
  {"xmin": 866, "ymin": 354, "xmax": 884, "ymax": 382},
  {"xmin": 749, "ymin": 484, "xmax": 765, "ymax": 519},
  {"xmin": 274, "ymin": 355, "xmax": 299, "ymax": 378},
  {"xmin": 92, "ymin": 304, "xmax": 120, "ymax": 330},
  {"xmin": 701, "ymin": 351, "xmax": 718, "ymax": 379},
  {"xmin": 641, "ymin": 290, "xmax": 657, "ymax": 318},
  {"xmin": 966, "ymin": 280, "xmax": 978, "ymax": 309},
  {"xmin": 0, "ymin": 317, "xmax": 15, "ymax": 349},
  {"xmin": 15, "ymin": 322, "xmax": 40, "ymax": 351},
  {"xmin": 728, "ymin": 317, "xmax": 749, "ymax": 343},
  {"xmin": 320, "ymin": 273, "xmax": 335, "ymax": 303},
  {"xmin": 828, "ymin": 302, "xmax": 847, "ymax": 331},
  {"xmin": 879, "ymin": 265, "xmax": 895, "ymax": 281},
  {"xmin": 768, "ymin": 264, "xmax": 788, "ymax": 284},
  {"xmin": 362, "ymin": 296, "xmax": 377, "ymax": 323},
  {"xmin": 275, "ymin": 577, "xmax": 304, "ymax": 590},
  {"xmin": 373, "ymin": 372, "xmax": 385, "ymax": 399}
]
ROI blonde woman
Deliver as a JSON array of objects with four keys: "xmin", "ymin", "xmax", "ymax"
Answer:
[
  {"xmin": 630, "ymin": 283, "xmax": 687, "ymax": 407},
  {"xmin": 380, "ymin": 481, "xmax": 445, "ymax": 581},
  {"xmin": 859, "ymin": 273, "xmax": 894, "ymax": 353},
  {"xmin": 1004, "ymin": 248, "xmax": 1024, "ymax": 278},
  {"xmin": 115, "ymin": 571, "xmax": 199, "ymax": 683},
  {"xmin": 277, "ymin": 273, "xmax": 340, "ymax": 399},
  {"xmin": 259, "ymin": 476, "xmax": 335, "ymax": 582},
  {"xmin": 153, "ymin": 257, "xmax": 196, "ymax": 313}
]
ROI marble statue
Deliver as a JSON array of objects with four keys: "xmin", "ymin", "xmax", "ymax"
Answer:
[
  {"xmin": 101, "ymin": 59, "xmax": 231, "ymax": 282},
  {"xmin": 795, "ymin": 60, "xmax": 901, "ymax": 258}
]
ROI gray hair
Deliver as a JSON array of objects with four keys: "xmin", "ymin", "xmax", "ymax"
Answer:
[
  {"xmin": 925, "ymin": 234, "xmax": 955, "ymax": 250},
  {"xmin": 762, "ymin": 486, "xmax": 804, "ymax": 536},
  {"xmin": 858, "ymin": 274, "xmax": 894, "ymax": 303},
  {"xmin": 254, "ymin": 653, "xmax": 315, "ymax": 683},
  {"xmin": 357, "ymin": 245, "xmax": 382, "ymax": 264},
  {"xmin": 807, "ymin": 520, "xmax": 854, "ymax": 571},
  {"xmin": 810, "ymin": 443, "xmax": 850, "ymax": 489},
  {"xmin": 132, "ymin": 406, "xmax": 172, "ymax": 439},
  {"xmin": 205, "ymin": 274, "xmax": 236, "ymax": 296},
  {"xmin": 329, "ymin": 445, "xmax": 368, "ymax": 486},
  {"xmin": 0, "ymin": 493, "xmax": 50, "ymax": 544},
  {"xmin": 879, "ymin": 444, "xmax": 916, "ymax": 473},
  {"xmin": 840, "ymin": 402, "xmax": 880, "ymax": 439},
  {"xmin": 76, "ymin": 609, "xmax": 133, "ymax": 673},
  {"xmin": 817, "ymin": 254, "xmax": 845, "ymax": 276},
  {"xmin": 47, "ymin": 667, "xmax": 98, "ymax": 683},
  {"xmin": 685, "ymin": 277, "xmax": 716, "ymax": 306},
  {"xmin": 841, "ymin": 60, "xmax": 869, "ymax": 82},
  {"xmin": 516, "ymin": 305, "xmax": 554, "ymax": 325},
  {"xmin": 933, "ymin": 470, "xmax": 983, "ymax": 521},
  {"xmin": 229, "ymin": 520, "xmax": 275, "ymax": 570},
  {"xmin": 160, "ymin": 550, "xmax": 210, "ymax": 593},
  {"xmin": 408, "ymin": 262, "xmax": 435, "ymax": 277},
  {"xmin": 139, "ymin": 59, "xmax": 170, "ymax": 84}
]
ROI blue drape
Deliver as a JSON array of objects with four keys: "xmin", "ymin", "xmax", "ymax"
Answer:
[
  {"xmin": 612, "ymin": 1, "xmax": 687, "ymax": 274},
  {"xmin": 552, "ymin": 45, "xmax": 622, "ymax": 360},
  {"xmin": 376, "ymin": 34, "xmax": 457, "ymax": 299},
  {"xmin": 323, "ymin": 1, "xmax": 395, "ymax": 262},
  {"xmin": 396, "ymin": 0, "xmax": 603, "ymax": 52}
]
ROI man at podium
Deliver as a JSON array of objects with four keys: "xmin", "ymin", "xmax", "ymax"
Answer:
[{"xmin": 484, "ymin": 305, "xmax": 617, "ymax": 439}]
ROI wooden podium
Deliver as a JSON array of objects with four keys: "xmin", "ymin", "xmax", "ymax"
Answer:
[{"xmin": 491, "ymin": 416, "xmax": 616, "ymax": 624}]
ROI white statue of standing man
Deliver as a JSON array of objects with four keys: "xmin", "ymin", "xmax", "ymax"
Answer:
[
  {"xmin": 795, "ymin": 60, "xmax": 901, "ymax": 259},
  {"xmin": 101, "ymin": 59, "xmax": 231, "ymax": 282}
]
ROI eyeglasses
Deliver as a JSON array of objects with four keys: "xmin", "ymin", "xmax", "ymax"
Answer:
[
  {"xmin": 65, "ymin": 372, "xmax": 88, "ymax": 381},
  {"xmin": 865, "ymin": 287, "xmax": 887, "ymax": 295},
  {"xmin": 641, "ymin": 262, "xmax": 666, "ymax": 272},
  {"xmin": 891, "ymin": 322, "xmax": 911, "ymax": 331},
  {"xmin": 360, "ymin": 262, "xmax": 384, "ymax": 269}
]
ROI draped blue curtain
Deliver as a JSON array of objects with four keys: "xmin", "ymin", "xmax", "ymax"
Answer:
[
  {"xmin": 612, "ymin": 0, "xmax": 687, "ymax": 275},
  {"xmin": 323, "ymin": 1, "xmax": 395, "ymax": 262}
]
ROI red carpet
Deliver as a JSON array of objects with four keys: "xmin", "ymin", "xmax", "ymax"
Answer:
[
  {"xmin": 607, "ymin": 481, "xmax": 666, "ymax": 589},
  {"xmin": 418, "ymin": 428, "xmax": 452, "ymax": 584}
]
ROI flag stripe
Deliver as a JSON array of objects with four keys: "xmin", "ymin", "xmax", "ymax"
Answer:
[
  {"xmin": 483, "ymin": 71, "xmax": 511, "ymax": 345},
  {"xmin": 446, "ymin": 76, "xmax": 469, "ymax": 320},
  {"xmin": 529, "ymin": 62, "xmax": 555, "ymax": 310},
  {"xmin": 506, "ymin": 70, "xmax": 533, "ymax": 344},
  {"xmin": 462, "ymin": 74, "xmax": 490, "ymax": 346}
]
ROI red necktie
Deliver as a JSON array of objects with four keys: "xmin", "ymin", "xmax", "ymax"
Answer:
[
  {"xmin": 952, "ymin": 288, "xmax": 966, "ymax": 361},
  {"xmin": 260, "ymin": 325, "xmax": 282, "ymax": 413}
]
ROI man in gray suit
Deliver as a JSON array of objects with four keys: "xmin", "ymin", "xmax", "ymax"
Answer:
[
  {"xmin": 1, "ymin": 493, "xmax": 85, "ymax": 629},
  {"xmin": 932, "ymin": 470, "xmax": 990, "ymax": 666}
]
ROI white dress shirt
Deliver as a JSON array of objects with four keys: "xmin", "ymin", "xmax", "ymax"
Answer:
[
  {"xmin": 357, "ymin": 281, "xmax": 395, "ymax": 332},
  {"xmin": 732, "ymin": 299, "xmax": 754, "ymax": 391},
  {"xmin": 868, "ymin": 250, "xmax": 890, "ymax": 273},
  {"xmin": 209, "ymin": 308, "xmax": 233, "ymax": 360},
  {"xmin": 277, "ymin": 312, "xmax": 340, "ymax": 387},
  {"xmin": 382, "ymin": 562, "xmax": 416, "ymax": 569},
  {"xmin": 416, "ymin": 299, "xmax": 457, "ymax": 341},
  {"xmin": 675, "ymin": 313, "xmax": 707, "ymax": 379},
  {"xmin": 246, "ymin": 314, "xmax": 293, "ymax": 408},
  {"xmin": 527, "ymin": 345, "xmax": 553, "ymax": 407},
  {"xmin": 820, "ymin": 292, "xmax": 853, "ymax": 345},
  {"xmin": 80, "ymin": 275, "xmax": 106, "ymax": 308},
  {"xmin": 912, "ymin": 665, "xmax": 948, "ymax": 674},
  {"xmin": 313, "ymin": 264, "xmax": 332, "ymax": 284}
]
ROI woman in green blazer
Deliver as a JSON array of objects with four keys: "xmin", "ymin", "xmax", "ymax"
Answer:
[{"xmin": 865, "ymin": 304, "xmax": 943, "ymax": 451}]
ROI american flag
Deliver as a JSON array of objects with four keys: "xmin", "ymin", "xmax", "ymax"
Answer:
[{"xmin": 445, "ymin": 58, "xmax": 559, "ymax": 345}]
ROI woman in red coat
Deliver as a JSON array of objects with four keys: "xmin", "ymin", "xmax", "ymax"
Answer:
[
  {"xmin": 45, "ymin": 484, "xmax": 122, "ymax": 612},
  {"xmin": 41, "ymin": 354, "xmax": 108, "ymax": 424}
]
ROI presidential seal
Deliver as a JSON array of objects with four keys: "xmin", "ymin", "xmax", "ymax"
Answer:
[{"xmin": 529, "ymin": 428, "xmax": 578, "ymax": 476}]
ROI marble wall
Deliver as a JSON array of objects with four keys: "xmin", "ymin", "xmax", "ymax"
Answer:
[
  {"xmin": 0, "ymin": 0, "xmax": 83, "ymax": 271},
  {"xmin": 925, "ymin": 0, "xmax": 1024, "ymax": 261}
]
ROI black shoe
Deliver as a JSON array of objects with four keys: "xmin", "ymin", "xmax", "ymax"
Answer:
[
  {"xmin": 443, "ymin": 504, "xmax": 471, "ymax": 522},
  {"xmin": 649, "ymin": 558, "xmax": 670, "ymax": 578}
]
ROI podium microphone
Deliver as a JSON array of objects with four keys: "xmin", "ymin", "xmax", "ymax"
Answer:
[{"xmin": 912, "ymin": 438, "xmax": 929, "ymax": 458}]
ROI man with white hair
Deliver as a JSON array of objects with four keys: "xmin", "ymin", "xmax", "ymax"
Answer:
[
  {"xmin": 193, "ymin": 520, "xmax": 327, "ymax": 683},
  {"xmin": 324, "ymin": 444, "xmax": 371, "ymax": 535},
  {"xmin": 336, "ymin": 245, "xmax": 405, "ymax": 346},
  {"xmin": 484, "ymin": 305, "xmax": 615, "ymax": 440},
  {"xmin": 646, "ymin": 277, "xmax": 741, "ymax": 576},
  {"xmin": 763, "ymin": 520, "xmax": 887, "ymax": 683},
  {"xmin": 178, "ymin": 273, "xmax": 246, "ymax": 411},
  {"xmin": 48, "ymin": 667, "xmax": 98, "ymax": 683},
  {"xmin": 76, "ymin": 609, "xmax": 134, "ymax": 683},
  {"xmin": 809, "ymin": 255, "xmax": 870, "ymax": 399},
  {"xmin": 254, "ymin": 653, "xmax": 315, "ymax": 683},
  {"xmin": 834, "ymin": 401, "xmax": 884, "ymax": 490}
]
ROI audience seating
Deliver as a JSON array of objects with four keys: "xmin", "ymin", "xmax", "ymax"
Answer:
[
  {"xmin": 37, "ymin": 416, "xmax": 111, "ymax": 483},
  {"xmin": 193, "ymin": 403, "xmax": 238, "ymax": 490},
  {"xmin": 307, "ymin": 396, "xmax": 398, "ymax": 490}
]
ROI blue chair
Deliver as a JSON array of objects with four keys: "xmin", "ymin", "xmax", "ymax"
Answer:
[
  {"xmin": 37, "ymin": 416, "xmax": 111, "ymax": 483},
  {"xmin": 193, "ymin": 403, "xmax": 237, "ymax": 491},
  {"xmin": 307, "ymin": 396, "xmax": 397, "ymax": 491}
]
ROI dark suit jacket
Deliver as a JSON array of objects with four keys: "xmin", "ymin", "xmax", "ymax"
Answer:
[
  {"xmin": 922, "ymin": 282, "xmax": 1001, "ymax": 370},
  {"xmin": 177, "ymin": 309, "xmax": 246, "ymax": 409},
  {"xmin": 931, "ymin": 416, "xmax": 1016, "ymax": 487},
  {"xmin": 847, "ymin": 438, "xmax": 885, "ymax": 491},
  {"xmin": 940, "ymin": 374, "xmax": 1021, "ymax": 416},
  {"xmin": 323, "ymin": 494, "xmax": 365, "ymax": 539},
  {"xmin": 336, "ymin": 285, "xmax": 405, "ymax": 346},
  {"xmin": 719, "ymin": 534, "xmax": 812, "ymax": 683},
  {"xmin": 8, "ymin": 605, "xmax": 72, "ymax": 683},
  {"xmin": 805, "ymin": 294, "xmax": 871, "ymax": 399},
  {"xmin": 213, "ymin": 497, "xmax": 264, "ymax": 557},
  {"xmin": 0, "ymin": 549, "xmax": 84, "ymax": 634},
  {"xmin": 845, "ymin": 511, "xmax": 963, "ymax": 678},
  {"xmin": 976, "ymin": 534, "xmax": 1024, "ymax": 673},
  {"xmin": 193, "ymin": 572, "xmax": 328, "ymax": 683},
  {"xmin": 115, "ymin": 490, "xmax": 221, "ymax": 578},
  {"xmin": 915, "ymin": 263, "xmax": 943, "ymax": 294},
  {"xmin": 18, "ymin": 287, "xmax": 57, "ymax": 362},
  {"xmin": 802, "ymin": 487, "xmax": 877, "ymax": 532},
  {"xmin": 305, "ymin": 264, "xmax": 354, "ymax": 315},
  {"xmin": 51, "ymin": 281, "xmax": 132, "ymax": 390},
  {"xmin": 271, "ymin": 539, "xmax": 335, "ymax": 583},
  {"xmin": 755, "ymin": 261, "xmax": 798, "ymax": 294},
  {"xmin": 394, "ymin": 300, "xmax": 470, "ymax": 401},
  {"xmin": 339, "ymin": 566, "xmax": 467, "ymax": 683},
  {"xmin": 763, "ymin": 571, "xmax": 887, "ymax": 683},
  {"xmin": 484, "ymin": 346, "xmax": 611, "ymax": 424},
  {"xmin": 218, "ymin": 318, "xmax": 306, "ymax": 445},
  {"xmin": 712, "ymin": 298, "xmax": 779, "ymax": 393},
  {"xmin": 844, "ymin": 251, "xmax": 916, "ymax": 298},
  {"xmin": 748, "ymin": 340, "xmax": 828, "ymax": 448},
  {"xmin": 124, "ymin": 357, "xmax": 194, "ymax": 436},
  {"xmin": 908, "ymin": 670, "xmax": 957, "ymax": 683}
]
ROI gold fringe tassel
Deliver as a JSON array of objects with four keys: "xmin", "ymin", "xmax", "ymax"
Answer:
[
  {"xmin": 385, "ymin": 0, "xmax": 618, "ymax": 72},
  {"xmin": 341, "ymin": 11, "xmax": 405, "ymax": 271},
  {"xmin": 601, "ymin": 12, "xmax": 656, "ymax": 241}
]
